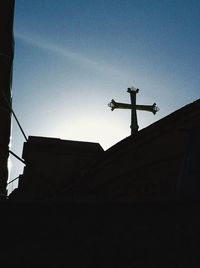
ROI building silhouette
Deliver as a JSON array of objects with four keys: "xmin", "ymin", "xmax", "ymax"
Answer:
[
  {"xmin": 5, "ymin": 101, "xmax": 200, "ymax": 266},
  {"xmin": 10, "ymin": 98, "xmax": 200, "ymax": 202},
  {"xmin": 1, "ymin": 1, "xmax": 200, "ymax": 266}
]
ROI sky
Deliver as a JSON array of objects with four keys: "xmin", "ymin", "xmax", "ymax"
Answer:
[{"xmin": 8, "ymin": 0, "xmax": 200, "ymax": 193}]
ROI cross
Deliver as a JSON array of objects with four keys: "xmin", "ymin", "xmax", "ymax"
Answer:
[{"xmin": 108, "ymin": 87, "xmax": 159, "ymax": 135}]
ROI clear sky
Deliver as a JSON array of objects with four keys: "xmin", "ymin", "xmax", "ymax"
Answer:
[{"xmin": 8, "ymin": 0, "xmax": 200, "ymax": 193}]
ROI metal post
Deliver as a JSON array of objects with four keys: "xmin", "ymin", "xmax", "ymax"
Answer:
[
  {"xmin": 0, "ymin": 0, "xmax": 15, "ymax": 196},
  {"xmin": 127, "ymin": 88, "xmax": 139, "ymax": 135}
]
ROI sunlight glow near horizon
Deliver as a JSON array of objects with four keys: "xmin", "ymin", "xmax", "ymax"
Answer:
[{"xmin": 52, "ymin": 115, "xmax": 130, "ymax": 150}]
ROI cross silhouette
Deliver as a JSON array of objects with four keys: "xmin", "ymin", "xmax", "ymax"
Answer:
[{"xmin": 108, "ymin": 87, "xmax": 159, "ymax": 135}]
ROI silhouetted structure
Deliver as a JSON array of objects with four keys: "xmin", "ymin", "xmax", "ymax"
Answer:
[
  {"xmin": 108, "ymin": 87, "xmax": 159, "ymax": 134},
  {"xmin": 88, "ymin": 99, "xmax": 200, "ymax": 202},
  {"xmin": 11, "ymin": 99, "xmax": 200, "ymax": 202},
  {"xmin": 6, "ymin": 100, "xmax": 200, "ymax": 267},
  {"xmin": 14, "ymin": 136, "xmax": 104, "ymax": 200},
  {"xmin": 1, "ymin": 3, "xmax": 200, "ymax": 267},
  {"xmin": 0, "ymin": 0, "xmax": 15, "ymax": 196}
]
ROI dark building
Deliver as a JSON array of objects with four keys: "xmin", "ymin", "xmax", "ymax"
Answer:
[
  {"xmin": 2, "ymin": 2, "xmax": 200, "ymax": 266},
  {"xmin": 11, "ymin": 98, "xmax": 200, "ymax": 202},
  {"xmin": 14, "ymin": 136, "xmax": 104, "ymax": 200},
  {"xmin": 5, "ymin": 99, "xmax": 200, "ymax": 267},
  {"xmin": 0, "ymin": 0, "xmax": 15, "ymax": 196},
  {"xmin": 85, "ymin": 98, "xmax": 200, "ymax": 202}
]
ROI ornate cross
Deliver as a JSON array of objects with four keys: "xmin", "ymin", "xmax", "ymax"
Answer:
[{"xmin": 108, "ymin": 87, "xmax": 159, "ymax": 135}]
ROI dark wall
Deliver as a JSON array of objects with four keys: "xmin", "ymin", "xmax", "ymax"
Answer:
[
  {"xmin": 86, "ymin": 102, "xmax": 200, "ymax": 202},
  {"xmin": 1, "ymin": 201, "xmax": 200, "ymax": 267},
  {"xmin": 17, "ymin": 137, "xmax": 104, "ymax": 199},
  {"xmin": 0, "ymin": 0, "xmax": 15, "ymax": 195}
]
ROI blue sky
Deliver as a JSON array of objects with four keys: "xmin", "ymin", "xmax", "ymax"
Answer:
[{"xmin": 8, "ymin": 0, "xmax": 200, "ymax": 192}]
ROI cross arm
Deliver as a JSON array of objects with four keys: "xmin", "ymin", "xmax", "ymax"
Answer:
[
  {"xmin": 136, "ymin": 103, "xmax": 159, "ymax": 115},
  {"xmin": 108, "ymin": 99, "xmax": 132, "ymax": 111},
  {"xmin": 108, "ymin": 99, "xmax": 159, "ymax": 114}
]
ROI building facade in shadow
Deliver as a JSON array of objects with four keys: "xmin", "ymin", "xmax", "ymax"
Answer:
[{"xmin": 11, "ymin": 99, "xmax": 200, "ymax": 202}]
